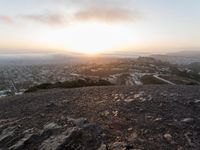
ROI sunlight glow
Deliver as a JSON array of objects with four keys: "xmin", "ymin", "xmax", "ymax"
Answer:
[{"xmin": 54, "ymin": 23, "xmax": 134, "ymax": 55}]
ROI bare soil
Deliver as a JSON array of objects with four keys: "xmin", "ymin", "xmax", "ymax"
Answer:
[{"xmin": 0, "ymin": 85, "xmax": 200, "ymax": 150}]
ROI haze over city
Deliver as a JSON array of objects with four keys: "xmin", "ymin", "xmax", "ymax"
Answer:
[{"xmin": 0, "ymin": 0, "xmax": 200, "ymax": 55}]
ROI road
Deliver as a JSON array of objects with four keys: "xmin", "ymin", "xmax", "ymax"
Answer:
[{"xmin": 153, "ymin": 75, "xmax": 176, "ymax": 85}]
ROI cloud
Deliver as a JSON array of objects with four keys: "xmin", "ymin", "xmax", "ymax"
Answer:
[
  {"xmin": 21, "ymin": 12, "xmax": 68, "ymax": 26},
  {"xmin": 0, "ymin": 0, "xmax": 139, "ymax": 27},
  {"xmin": 50, "ymin": 0, "xmax": 139, "ymax": 23},
  {"xmin": 52, "ymin": 0, "xmax": 133, "ymax": 6},
  {"xmin": 0, "ymin": 15, "xmax": 13, "ymax": 24},
  {"xmin": 74, "ymin": 7, "xmax": 138, "ymax": 23}
]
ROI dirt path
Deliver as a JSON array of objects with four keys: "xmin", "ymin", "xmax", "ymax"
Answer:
[{"xmin": 153, "ymin": 75, "xmax": 176, "ymax": 85}]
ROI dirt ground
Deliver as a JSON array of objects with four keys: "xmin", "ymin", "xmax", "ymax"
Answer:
[{"xmin": 0, "ymin": 85, "xmax": 200, "ymax": 150}]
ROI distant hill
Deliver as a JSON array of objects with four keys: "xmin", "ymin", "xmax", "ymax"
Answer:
[
  {"xmin": 168, "ymin": 51, "xmax": 200, "ymax": 58},
  {"xmin": 0, "ymin": 53, "xmax": 120, "ymax": 66},
  {"xmin": 0, "ymin": 53, "xmax": 80, "ymax": 65},
  {"xmin": 187, "ymin": 62, "xmax": 200, "ymax": 73},
  {"xmin": 152, "ymin": 51, "xmax": 200, "ymax": 64}
]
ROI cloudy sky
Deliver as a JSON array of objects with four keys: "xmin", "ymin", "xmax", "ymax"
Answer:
[{"xmin": 0, "ymin": 0, "xmax": 200, "ymax": 54}]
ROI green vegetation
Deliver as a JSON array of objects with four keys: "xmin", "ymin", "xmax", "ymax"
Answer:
[
  {"xmin": 160, "ymin": 75, "xmax": 199, "ymax": 85},
  {"xmin": 25, "ymin": 78, "xmax": 113, "ymax": 93},
  {"xmin": 170, "ymin": 66, "xmax": 200, "ymax": 82},
  {"xmin": 187, "ymin": 62, "xmax": 200, "ymax": 73},
  {"xmin": 81, "ymin": 67, "xmax": 129, "ymax": 77},
  {"xmin": 141, "ymin": 75, "xmax": 167, "ymax": 85},
  {"xmin": 0, "ymin": 86, "xmax": 5, "ymax": 91}
]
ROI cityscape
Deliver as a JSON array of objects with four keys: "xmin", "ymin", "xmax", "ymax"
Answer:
[{"xmin": 1, "ymin": 57, "xmax": 199, "ymax": 98}]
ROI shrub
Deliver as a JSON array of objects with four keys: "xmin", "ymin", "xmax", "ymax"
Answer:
[{"xmin": 25, "ymin": 78, "xmax": 113, "ymax": 93}]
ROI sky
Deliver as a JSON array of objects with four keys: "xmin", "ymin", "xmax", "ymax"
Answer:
[{"xmin": 0, "ymin": 0, "xmax": 200, "ymax": 55}]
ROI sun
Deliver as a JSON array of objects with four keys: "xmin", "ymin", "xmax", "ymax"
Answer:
[
  {"xmin": 64, "ymin": 23, "xmax": 118, "ymax": 55},
  {"xmin": 64, "ymin": 22, "xmax": 134, "ymax": 54},
  {"xmin": 38, "ymin": 22, "xmax": 135, "ymax": 55}
]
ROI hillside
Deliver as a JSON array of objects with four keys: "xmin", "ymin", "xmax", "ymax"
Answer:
[
  {"xmin": 0, "ymin": 85, "xmax": 200, "ymax": 150},
  {"xmin": 151, "ymin": 51, "xmax": 200, "ymax": 65}
]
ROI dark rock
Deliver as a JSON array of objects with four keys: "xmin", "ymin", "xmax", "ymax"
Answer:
[
  {"xmin": 181, "ymin": 118, "xmax": 194, "ymax": 123},
  {"xmin": 46, "ymin": 102, "xmax": 56, "ymax": 108},
  {"xmin": 163, "ymin": 133, "xmax": 172, "ymax": 142},
  {"xmin": 56, "ymin": 123, "xmax": 102, "ymax": 150},
  {"xmin": 97, "ymin": 143, "xmax": 107, "ymax": 150},
  {"xmin": 67, "ymin": 117, "xmax": 88, "ymax": 127}
]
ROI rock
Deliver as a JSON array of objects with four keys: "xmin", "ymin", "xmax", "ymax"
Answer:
[
  {"xmin": 0, "ymin": 119, "xmax": 14, "ymax": 124},
  {"xmin": 9, "ymin": 133, "xmax": 33, "ymax": 150},
  {"xmin": 112, "ymin": 111, "xmax": 118, "ymax": 117},
  {"xmin": 97, "ymin": 143, "xmax": 107, "ymax": 150},
  {"xmin": 147, "ymin": 95, "xmax": 153, "ymax": 101},
  {"xmin": 39, "ymin": 130, "xmax": 70, "ymax": 150},
  {"xmin": 67, "ymin": 117, "xmax": 88, "ymax": 127},
  {"xmin": 15, "ymin": 126, "xmax": 64, "ymax": 150},
  {"xmin": 109, "ymin": 141, "xmax": 126, "ymax": 150},
  {"xmin": 181, "ymin": 118, "xmax": 194, "ymax": 123},
  {"xmin": 194, "ymin": 99, "xmax": 200, "ymax": 103},
  {"xmin": 46, "ymin": 102, "xmax": 56, "ymax": 108},
  {"xmin": 177, "ymin": 146, "xmax": 184, "ymax": 150},
  {"xmin": 145, "ymin": 115, "xmax": 153, "ymax": 119},
  {"xmin": 169, "ymin": 93, "xmax": 174, "ymax": 96},
  {"xmin": 134, "ymin": 94, "xmax": 141, "ymax": 99},
  {"xmin": 124, "ymin": 98, "xmax": 134, "ymax": 102},
  {"xmin": 62, "ymin": 99, "xmax": 70, "ymax": 104},
  {"xmin": 154, "ymin": 118, "xmax": 162, "ymax": 122},
  {"xmin": 96, "ymin": 101, "xmax": 105, "ymax": 104},
  {"xmin": 163, "ymin": 133, "xmax": 172, "ymax": 141},
  {"xmin": 114, "ymin": 96, "xmax": 119, "ymax": 100},
  {"xmin": 134, "ymin": 91, "xmax": 144, "ymax": 98},
  {"xmin": 127, "ymin": 128, "xmax": 133, "ymax": 131},
  {"xmin": 9, "ymin": 120, "xmax": 103, "ymax": 150},
  {"xmin": 160, "ymin": 92, "xmax": 168, "ymax": 97},
  {"xmin": 44, "ymin": 122, "xmax": 61, "ymax": 130},
  {"xmin": 101, "ymin": 133, "xmax": 106, "ymax": 137},
  {"xmin": 60, "ymin": 115, "xmax": 65, "ymax": 120},
  {"xmin": 39, "ymin": 113, "xmax": 45, "ymax": 118},
  {"xmin": 119, "ymin": 94, "xmax": 125, "ymax": 99},
  {"xmin": 184, "ymin": 132, "xmax": 196, "ymax": 147},
  {"xmin": 139, "ymin": 97, "xmax": 146, "ymax": 102},
  {"xmin": 128, "ymin": 132, "xmax": 138, "ymax": 141},
  {"xmin": 56, "ymin": 123, "xmax": 102, "ymax": 150},
  {"xmin": 0, "ymin": 127, "xmax": 15, "ymax": 142},
  {"xmin": 101, "ymin": 111, "xmax": 110, "ymax": 117},
  {"xmin": 125, "ymin": 143, "xmax": 134, "ymax": 149}
]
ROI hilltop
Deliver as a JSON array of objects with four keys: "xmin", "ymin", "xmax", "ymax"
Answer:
[{"xmin": 0, "ymin": 85, "xmax": 200, "ymax": 150}]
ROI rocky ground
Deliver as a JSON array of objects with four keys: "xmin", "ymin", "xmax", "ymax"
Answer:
[{"xmin": 0, "ymin": 85, "xmax": 200, "ymax": 150}]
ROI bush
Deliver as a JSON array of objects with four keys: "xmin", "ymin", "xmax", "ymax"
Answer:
[
  {"xmin": 25, "ymin": 78, "xmax": 113, "ymax": 93},
  {"xmin": 141, "ymin": 75, "xmax": 166, "ymax": 85}
]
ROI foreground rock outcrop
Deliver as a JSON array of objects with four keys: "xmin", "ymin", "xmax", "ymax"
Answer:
[{"xmin": 0, "ymin": 85, "xmax": 200, "ymax": 150}]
